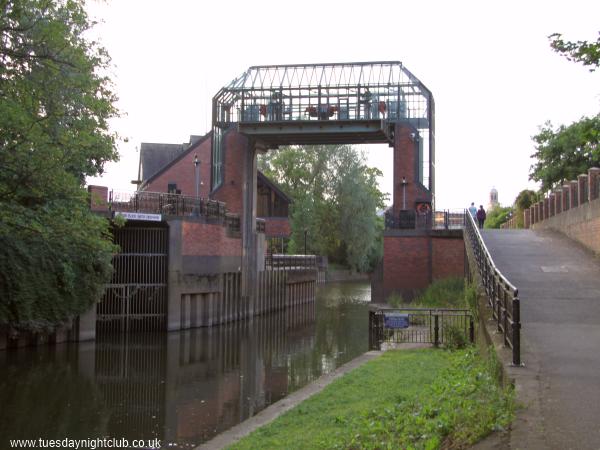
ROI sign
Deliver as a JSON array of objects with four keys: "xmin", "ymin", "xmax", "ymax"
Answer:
[
  {"xmin": 383, "ymin": 313, "xmax": 410, "ymax": 329},
  {"xmin": 114, "ymin": 212, "xmax": 162, "ymax": 222}
]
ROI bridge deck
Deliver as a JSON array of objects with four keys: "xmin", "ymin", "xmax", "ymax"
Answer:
[{"xmin": 481, "ymin": 229, "xmax": 600, "ymax": 449}]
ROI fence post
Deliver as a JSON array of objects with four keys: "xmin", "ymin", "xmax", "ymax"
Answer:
[
  {"xmin": 512, "ymin": 292, "xmax": 521, "ymax": 366},
  {"xmin": 434, "ymin": 314, "xmax": 439, "ymax": 347},
  {"xmin": 469, "ymin": 316, "xmax": 474, "ymax": 343}
]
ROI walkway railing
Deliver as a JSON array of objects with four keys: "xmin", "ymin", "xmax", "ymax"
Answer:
[
  {"xmin": 464, "ymin": 213, "xmax": 522, "ymax": 365},
  {"xmin": 109, "ymin": 190, "xmax": 268, "ymax": 233},
  {"xmin": 110, "ymin": 190, "xmax": 227, "ymax": 218},
  {"xmin": 385, "ymin": 209, "xmax": 465, "ymax": 230},
  {"xmin": 265, "ymin": 254, "xmax": 320, "ymax": 270}
]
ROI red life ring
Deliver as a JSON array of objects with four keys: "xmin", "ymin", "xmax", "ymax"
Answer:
[{"xmin": 416, "ymin": 203, "xmax": 431, "ymax": 214}]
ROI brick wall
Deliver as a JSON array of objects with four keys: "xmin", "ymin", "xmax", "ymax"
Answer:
[
  {"xmin": 381, "ymin": 230, "xmax": 465, "ymax": 301},
  {"xmin": 392, "ymin": 123, "xmax": 432, "ymax": 216},
  {"xmin": 263, "ymin": 217, "xmax": 291, "ymax": 237},
  {"xmin": 431, "ymin": 236, "xmax": 465, "ymax": 280},
  {"xmin": 88, "ymin": 185, "xmax": 109, "ymax": 211},
  {"xmin": 383, "ymin": 235, "xmax": 430, "ymax": 300},
  {"xmin": 144, "ymin": 136, "xmax": 212, "ymax": 198},
  {"xmin": 211, "ymin": 129, "xmax": 247, "ymax": 214},
  {"xmin": 533, "ymin": 198, "xmax": 600, "ymax": 255},
  {"xmin": 181, "ymin": 221, "xmax": 242, "ymax": 257}
]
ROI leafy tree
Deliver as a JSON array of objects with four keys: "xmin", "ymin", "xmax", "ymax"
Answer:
[
  {"xmin": 529, "ymin": 115, "xmax": 600, "ymax": 192},
  {"xmin": 549, "ymin": 32, "xmax": 600, "ymax": 71},
  {"xmin": 484, "ymin": 206, "xmax": 513, "ymax": 229},
  {"xmin": 0, "ymin": 0, "xmax": 119, "ymax": 332},
  {"xmin": 259, "ymin": 145, "xmax": 386, "ymax": 272},
  {"xmin": 513, "ymin": 189, "xmax": 539, "ymax": 227}
]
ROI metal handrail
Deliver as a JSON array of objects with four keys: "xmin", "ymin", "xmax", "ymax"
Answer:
[
  {"xmin": 109, "ymin": 190, "xmax": 228, "ymax": 219},
  {"xmin": 464, "ymin": 211, "xmax": 521, "ymax": 365},
  {"xmin": 385, "ymin": 209, "xmax": 466, "ymax": 230}
]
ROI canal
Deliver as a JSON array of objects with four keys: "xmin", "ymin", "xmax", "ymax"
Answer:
[{"xmin": 0, "ymin": 281, "xmax": 371, "ymax": 449}]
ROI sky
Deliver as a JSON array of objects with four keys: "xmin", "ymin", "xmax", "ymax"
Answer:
[{"xmin": 85, "ymin": 0, "xmax": 600, "ymax": 210}]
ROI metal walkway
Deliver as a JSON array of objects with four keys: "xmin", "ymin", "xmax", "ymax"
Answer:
[{"xmin": 481, "ymin": 229, "xmax": 600, "ymax": 449}]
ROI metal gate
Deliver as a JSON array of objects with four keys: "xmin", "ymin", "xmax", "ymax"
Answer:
[{"xmin": 97, "ymin": 223, "xmax": 168, "ymax": 333}]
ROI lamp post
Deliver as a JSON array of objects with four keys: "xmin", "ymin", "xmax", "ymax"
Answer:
[
  {"xmin": 193, "ymin": 154, "xmax": 200, "ymax": 216},
  {"xmin": 401, "ymin": 176, "xmax": 407, "ymax": 210}
]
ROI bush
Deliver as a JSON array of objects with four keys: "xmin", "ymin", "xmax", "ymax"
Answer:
[
  {"xmin": 444, "ymin": 323, "xmax": 469, "ymax": 350},
  {"xmin": 414, "ymin": 277, "xmax": 465, "ymax": 308}
]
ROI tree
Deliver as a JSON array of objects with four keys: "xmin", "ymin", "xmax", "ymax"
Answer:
[
  {"xmin": 484, "ymin": 205, "xmax": 513, "ymax": 229},
  {"xmin": 513, "ymin": 189, "xmax": 539, "ymax": 227},
  {"xmin": 549, "ymin": 32, "xmax": 600, "ymax": 71},
  {"xmin": 0, "ymin": 0, "xmax": 119, "ymax": 332},
  {"xmin": 259, "ymin": 145, "xmax": 387, "ymax": 272},
  {"xmin": 529, "ymin": 115, "xmax": 600, "ymax": 192}
]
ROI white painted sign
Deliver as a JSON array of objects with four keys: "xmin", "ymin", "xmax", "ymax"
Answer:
[{"xmin": 114, "ymin": 211, "xmax": 162, "ymax": 222}]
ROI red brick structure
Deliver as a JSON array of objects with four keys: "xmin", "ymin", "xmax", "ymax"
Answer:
[
  {"xmin": 137, "ymin": 131, "xmax": 291, "ymax": 241},
  {"xmin": 392, "ymin": 123, "xmax": 432, "ymax": 216},
  {"xmin": 382, "ymin": 230, "xmax": 465, "ymax": 300}
]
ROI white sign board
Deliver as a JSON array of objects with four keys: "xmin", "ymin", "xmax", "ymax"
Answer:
[{"xmin": 114, "ymin": 212, "xmax": 162, "ymax": 222}]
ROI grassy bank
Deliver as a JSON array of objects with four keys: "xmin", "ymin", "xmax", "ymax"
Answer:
[{"xmin": 230, "ymin": 347, "xmax": 514, "ymax": 449}]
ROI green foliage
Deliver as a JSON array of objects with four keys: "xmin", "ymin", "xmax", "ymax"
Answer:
[
  {"xmin": 529, "ymin": 115, "xmax": 600, "ymax": 192},
  {"xmin": 484, "ymin": 205, "xmax": 513, "ymax": 229},
  {"xmin": 513, "ymin": 189, "xmax": 539, "ymax": 228},
  {"xmin": 464, "ymin": 282, "xmax": 479, "ymax": 322},
  {"xmin": 414, "ymin": 277, "xmax": 466, "ymax": 308},
  {"xmin": 0, "ymin": 0, "xmax": 119, "ymax": 331},
  {"xmin": 386, "ymin": 292, "xmax": 405, "ymax": 308},
  {"xmin": 443, "ymin": 323, "xmax": 468, "ymax": 350},
  {"xmin": 231, "ymin": 348, "xmax": 514, "ymax": 450},
  {"xmin": 259, "ymin": 145, "xmax": 387, "ymax": 272},
  {"xmin": 549, "ymin": 32, "xmax": 600, "ymax": 71}
]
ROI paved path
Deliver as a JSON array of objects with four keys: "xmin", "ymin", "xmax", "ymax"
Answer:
[{"xmin": 481, "ymin": 229, "xmax": 600, "ymax": 450}]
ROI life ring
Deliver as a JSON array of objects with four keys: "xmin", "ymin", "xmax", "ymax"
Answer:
[{"xmin": 416, "ymin": 203, "xmax": 431, "ymax": 214}]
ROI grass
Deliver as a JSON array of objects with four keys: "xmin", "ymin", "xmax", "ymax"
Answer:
[{"xmin": 229, "ymin": 348, "xmax": 514, "ymax": 450}]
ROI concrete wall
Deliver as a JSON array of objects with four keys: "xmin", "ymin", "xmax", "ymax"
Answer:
[{"xmin": 380, "ymin": 229, "xmax": 465, "ymax": 301}]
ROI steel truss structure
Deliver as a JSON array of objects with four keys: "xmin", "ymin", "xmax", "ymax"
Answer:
[{"xmin": 211, "ymin": 61, "xmax": 434, "ymax": 193}]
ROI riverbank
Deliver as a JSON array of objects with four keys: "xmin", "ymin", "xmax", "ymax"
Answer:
[{"xmin": 224, "ymin": 347, "xmax": 514, "ymax": 449}]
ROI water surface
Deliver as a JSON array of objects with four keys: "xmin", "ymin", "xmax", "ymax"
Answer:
[{"xmin": 0, "ymin": 282, "xmax": 370, "ymax": 448}]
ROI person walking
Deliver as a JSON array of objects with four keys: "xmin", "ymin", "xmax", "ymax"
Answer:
[
  {"xmin": 476, "ymin": 205, "xmax": 486, "ymax": 229},
  {"xmin": 468, "ymin": 202, "xmax": 477, "ymax": 219}
]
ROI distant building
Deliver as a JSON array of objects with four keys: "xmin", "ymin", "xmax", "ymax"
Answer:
[{"xmin": 488, "ymin": 187, "xmax": 499, "ymax": 210}]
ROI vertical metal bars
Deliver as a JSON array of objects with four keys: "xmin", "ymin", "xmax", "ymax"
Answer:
[{"xmin": 97, "ymin": 224, "xmax": 168, "ymax": 333}]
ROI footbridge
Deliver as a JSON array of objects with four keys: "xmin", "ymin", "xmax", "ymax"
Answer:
[
  {"xmin": 210, "ymin": 61, "xmax": 436, "ymax": 303},
  {"xmin": 474, "ymin": 226, "xmax": 600, "ymax": 448}
]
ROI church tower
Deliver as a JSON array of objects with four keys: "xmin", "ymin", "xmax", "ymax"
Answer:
[{"xmin": 488, "ymin": 187, "xmax": 499, "ymax": 210}]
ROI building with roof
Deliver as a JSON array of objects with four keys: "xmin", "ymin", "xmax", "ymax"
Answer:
[{"xmin": 136, "ymin": 132, "xmax": 291, "ymax": 244}]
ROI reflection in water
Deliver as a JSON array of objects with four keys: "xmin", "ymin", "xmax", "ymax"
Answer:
[{"xmin": 0, "ymin": 282, "xmax": 370, "ymax": 449}]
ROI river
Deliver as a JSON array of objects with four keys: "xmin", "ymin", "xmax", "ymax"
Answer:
[{"xmin": 0, "ymin": 281, "xmax": 371, "ymax": 449}]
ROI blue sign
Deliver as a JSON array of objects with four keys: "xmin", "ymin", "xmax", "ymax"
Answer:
[{"xmin": 383, "ymin": 313, "xmax": 410, "ymax": 329}]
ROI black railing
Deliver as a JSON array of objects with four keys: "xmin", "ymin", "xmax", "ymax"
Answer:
[
  {"xmin": 110, "ymin": 190, "xmax": 227, "ymax": 219},
  {"xmin": 368, "ymin": 307, "xmax": 474, "ymax": 350},
  {"xmin": 385, "ymin": 209, "xmax": 466, "ymax": 230},
  {"xmin": 265, "ymin": 254, "xmax": 318, "ymax": 271},
  {"xmin": 464, "ymin": 212, "xmax": 522, "ymax": 365}
]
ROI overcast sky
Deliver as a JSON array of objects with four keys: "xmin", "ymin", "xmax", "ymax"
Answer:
[{"xmin": 86, "ymin": 0, "xmax": 599, "ymax": 210}]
